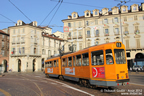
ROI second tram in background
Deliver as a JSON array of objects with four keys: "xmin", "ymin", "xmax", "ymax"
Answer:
[{"xmin": 45, "ymin": 42, "xmax": 129, "ymax": 87}]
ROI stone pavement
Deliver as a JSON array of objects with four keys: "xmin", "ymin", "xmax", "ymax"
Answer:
[{"xmin": 0, "ymin": 88, "xmax": 11, "ymax": 96}]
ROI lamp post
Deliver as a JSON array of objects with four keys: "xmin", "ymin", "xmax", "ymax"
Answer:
[
  {"xmin": 117, "ymin": 0, "xmax": 131, "ymax": 43},
  {"xmin": 119, "ymin": 5, "xmax": 123, "ymax": 43}
]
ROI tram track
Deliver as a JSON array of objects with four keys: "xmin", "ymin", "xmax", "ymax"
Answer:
[
  {"xmin": 14, "ymin": 74, "xmax": 46, "ymax": 96},
  {"xmin": 16, "ymin": 74, "xmax": 73, "ymax": 96}
]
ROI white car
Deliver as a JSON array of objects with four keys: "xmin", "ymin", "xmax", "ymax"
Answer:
[{"xmin": 132, "ymin": 65, "xmax": 143, "ymax": 72}]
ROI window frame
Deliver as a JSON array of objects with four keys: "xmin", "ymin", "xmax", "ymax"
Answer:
[
  {"xmin": 68, "ymin": 57, "xmax": 72, "ymax": 67},
  {"xmin": 91, "ymin": 50, "xmax": 104, "ymax": 66},
  {"xmin": 106, "ymin": 49, "xmax": 114, "ymax": 65},
  {"xmin": 54, "ymin": 60, "xmax": 56, "ymax": 67},
  {"xmin": 82, "ymin": 53, "xmax": 89, "ymax": 66},
  {"xmin": 73, "ymin": 56, "xmax": 76, "ymax": 66},
  {"xmin": 76, "ymin": 54, "xmax": 82, "ymax": 66},
  {"xmin": 62, "ymin": 58, "xmax": 67, "ymax": 67}
]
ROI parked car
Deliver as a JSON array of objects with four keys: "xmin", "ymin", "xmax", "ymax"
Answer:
[{"xmin": 132, "ymin": 65, "xmax": 143, "ymax": 72}]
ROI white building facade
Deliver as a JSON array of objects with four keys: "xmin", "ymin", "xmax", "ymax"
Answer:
[
  {"xmin": 62, "ymin": 3, "xmax": 144, "ymax": 69},
  {"xmin": 9, "ymin": 20, "xmax": 64, "ymax": 72}
]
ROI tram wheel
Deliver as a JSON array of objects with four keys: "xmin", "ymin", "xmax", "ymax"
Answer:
[
  {"xmin": 46, "ymin": 74, "xmax": 49, "ymax": 78},
  {"xmin": 86, "ymin": 81, "xmax": 91, "ymax": 88},
  {"xmin": 59, "ymin": 75, "xmax": 64, "ymax": 80},
  {"xmin": 79, "ymin": 80, "xmax": 83, "ymax": 86},
  {"xmin": 83, "ymin": 80, "xmax": 88, "ymax": 87}
]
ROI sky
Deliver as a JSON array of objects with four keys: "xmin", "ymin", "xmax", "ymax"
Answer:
[{"xmin": 0, "ymin": 0, "xmax": 144, "ymax": 33}]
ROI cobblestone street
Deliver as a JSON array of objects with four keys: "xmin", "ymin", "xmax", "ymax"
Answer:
[{"xmin": 0, "ymin": 72, "xmax": 144, "ymax": 96}]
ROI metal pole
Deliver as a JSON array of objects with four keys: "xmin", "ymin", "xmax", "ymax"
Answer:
[{"xmin": 120, "ymin": 5, "xmax": 123, "ymax": 43}]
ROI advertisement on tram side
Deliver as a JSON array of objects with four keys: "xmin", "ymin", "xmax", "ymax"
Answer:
[
  {"xmin": 65, "ymin": 68, "xmax": 75, "ymax": 75},
  {"xmin": 47, "ymin": 68, "xmax": 53, "ymax": 73},
  {"xmin": 92, "ymin": 67, "xmax": 105, "ymax": 78}
]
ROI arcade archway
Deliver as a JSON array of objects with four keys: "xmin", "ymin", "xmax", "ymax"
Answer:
[
  {"xmin": 33, "ymin": 59, "xmax": 36, "ymax": 72},
  {"xmin": 42, "ymin": 58, "xmax": 44, "ymax": 71},
  {"xmin": 18, "ymin": 59, "xmax": 21, "ymax": 72}
]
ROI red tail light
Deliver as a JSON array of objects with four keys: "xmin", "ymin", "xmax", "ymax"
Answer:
[
  {"xmin": 117, "ymin": 83, "xmax": 119, "ymax": 86},
  {"xmin": 127, "ymin": 82, "xmax": 129, "ymax": 85},
  {"xmin": 126, "ymin": 73, "xmax": 128, "ymax": 78},
  {"xmin": 117, "ymin": 74, "xmax": 119, "ymax": 79}
]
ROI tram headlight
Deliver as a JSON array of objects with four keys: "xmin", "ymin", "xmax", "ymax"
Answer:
[{"xmin": 116, "ymin": 43, "xmax": 121, "ymax": 47}]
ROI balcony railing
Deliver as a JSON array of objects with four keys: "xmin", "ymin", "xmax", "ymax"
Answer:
[
  {"xmin": 114, "ymin": 33, "xmax": 120, "ymax": 36},
  {"xmin": 17, "ymin": 41, "xmax": 20, "ymax": 44},
  {"xmin": 11, "ymin": 53, "xmax": 41, "ymax": 57},
  {"xmin": 73, "ymin": 36, "xmax": 77, "ymax": 39},
  {"xmin": 2, "ymin": 38, "xmax": 5, "ymax": 41},
  {"xmin": 78, "ymin": 35, "xmax": 83, "ymax": 39},
  {"xmin": 67, "ymin": 37, "xmax": 71, "ymax": 40},
  {"xmin": 12, "ymin": 41, "xmax": 15, "ymax": 44},
  {"xmin": 21, "ymin": 41, "xmax": 25, "ymax": 44},
  {"xmin": 34, "ymin": 41, "xmax": 37, "ymax": 44},
  {"xmin": 95, "ymin": 34, "xmax": 99, "ymax": 37},
  {"xmin": 1, "ymin": 47, "xmax": 4, "ymax": 50},
  {"xmin": 105, "ymin": 34, "xmax": 109, "ymax": 36},
  {"xmin": 86, "ymin": 35, "xmax": 91, "ymax": 38}
]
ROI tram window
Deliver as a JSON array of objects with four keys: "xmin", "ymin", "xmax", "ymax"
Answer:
[
  {"xmin": 106, "ymin": 49, "xmax": 114, "ymax": 65},
  {"xmin": 57, "ymin": 60, "xmax": 59, "ymax": 67},
  {"xmin": 82, "ymin": 53, "xmax": 89, "ymax": 66},
  {"xmin": 62, "ymin": 58, "xmax": 67, "ymax": 67},
  {"xmin": 68, "ymin": 57, "xmax": 72, "ymax": 67},
  {"xmin": 49, "ymin": 61, "xmax": 52, "ymax": 67},
  {"xmin": 76, "ymin": 55, "xmax": 81, "ymax": 66},
  {"xmin": 91, "ymin": 50, "xmax": 104, "ymax": 65},
  {"xmin": 45, "ymin": 62, "xmax": 47, "ymax": 67},
  {"xmin": 114, "ymin": 49, "xmax": 126, "ymax": 64},
  {"xmin": 46, "ymin": 62, "xmax": 48, "ymax": 67},
  {"xmin": 47, "ymin": 62, "xmax": 49, "ymax": 67},
  {"xmin": 54, "ymin": 60, "xmax": 56, "ymax": 67},
  {"xmin": 73, "ymin": 56, "xmax": 75, "ymax": 66}
]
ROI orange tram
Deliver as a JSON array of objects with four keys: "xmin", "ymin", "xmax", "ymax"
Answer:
[{"xmin": 45, "ymin": 42, "xmax": 129, "ymax": 87}]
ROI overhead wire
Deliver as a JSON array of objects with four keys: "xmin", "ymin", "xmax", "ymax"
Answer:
[
  {"xmin": 50, "ymin": 0, "xmax": 105, "ymax": 8},
  {"xmin": 48, "ymin": 0, "xmax": 63, "ymax": 26},
  {"xmin": 39, "ymin": 0, "xmax": 61, "ymax": 26},
  {"xmin": 114, "ymin": 0, "xmax": 143, "ymax": 4},
  {"xmin": 0, "ymin": 14, "xmax": 16, "ymax": 23},
  {"xmin": 8, "ymin": 0, "xmax": 32, "ymax": 22}
]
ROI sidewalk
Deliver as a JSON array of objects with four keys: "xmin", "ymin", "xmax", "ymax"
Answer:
[{"xmin": 129, "ymin": 71, "xmax": 144, "ymax": 75}]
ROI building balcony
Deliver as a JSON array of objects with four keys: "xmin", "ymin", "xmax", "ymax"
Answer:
[
  {"xmin": 2, "ymin": 38, "xmax": 5, "ymax": 41},
  {"xmin": 73, "ymin": 37, "xmax": 77, "ymax": 39},
  {"xmin": 105, "ymin": 34, "xmax": 109, "ymax": 36},
  {"xmin": 86, "ymin": 35, "xmax": 91, "ymax": 38},
  {"xmin": 78, "ymin": 35, "xmax": 83, "ymax": 39},
  {"xmin": 114, "ymin": 33, "xmax": 120, "ymax": 36},
  {"xmin": 34, "ymin": 41, "xmax": 37, "ymax": 44},
  {"xmin": 95, "ymin": 34, "xmax": 99, "ymax": 37},
  {"xmin": 17, "ymin": 41, "xmax": 20, "ymax": 44},
  {"xmin": 21, "ymin": 41, "xmax": 25, "ymax": 44},
  {"xmin": 1, "ymin": 47, "xmax": 4, "ymax": 50},
  {"xmin": 12, "ymin": 41, "xmax": 15, "ymax": 44},
  {"xmin": 67, "ymin": 37, "xmax": 71, "ymax": 40},
  {"xmin": 134, "ymin": 30, "xmax": 140, "ymax": 35},
  {"xmin": 11, "ymin": 53, "xmax": 41, "ymax": 57}
]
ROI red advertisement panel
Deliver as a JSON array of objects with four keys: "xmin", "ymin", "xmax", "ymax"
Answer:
[{"xmin": 92, "ymin": 67, "xmax": 105, "ymax": 78}]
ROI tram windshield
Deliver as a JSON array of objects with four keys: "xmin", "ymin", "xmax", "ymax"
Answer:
[{"xmin": 114, "ymin": 49, "xmax": 126, "ymax": 64}]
